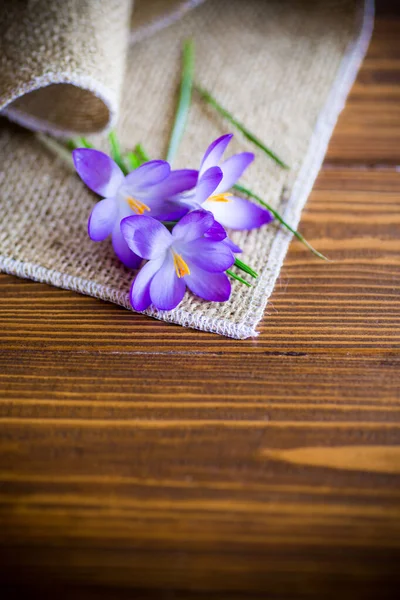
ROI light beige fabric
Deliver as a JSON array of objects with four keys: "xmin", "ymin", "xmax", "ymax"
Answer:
[
  {"xmin": 131, "ymin": 0, "xmax": 206, "ymax": 43},
  {"xmin": 0, "ymin": 0, "xmax": 373, "ymax": 338}
]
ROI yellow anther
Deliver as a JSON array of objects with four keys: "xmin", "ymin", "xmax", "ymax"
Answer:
[
  {"xmin": 172, "ymin": 251, "xmax": 190, "ymax": 278},
  {"xmin": 126, "ymin": 196, "xmax": 150, "ymax": 215},
  {"xmin": 208, "ymin": 192, "xmax": 232, "ymax": 203}
]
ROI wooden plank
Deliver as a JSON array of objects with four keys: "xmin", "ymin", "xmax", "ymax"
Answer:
[{"xmin": 326, "ymin": 18, "xmax": 400, "ymax": 164}]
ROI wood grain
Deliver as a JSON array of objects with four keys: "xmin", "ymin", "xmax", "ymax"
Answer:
[{"xmin": 0, "ymin": 8, "xmax": 400, "ymax": 600}]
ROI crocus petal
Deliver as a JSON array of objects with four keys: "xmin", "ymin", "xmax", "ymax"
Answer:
[
  {"xmin": 112, "ymin": 224, "xmax": 142, "ymax": 269},
  {"xmin": 203, "ymin": 195, "xmax": 273, "ymax": 230},
  {"xmin": 204, "ymin": 219, "xmax": 227, "ymax": 242},
  {"xmin": 181, "ymin": 238, "xmax": 234, "ymax": 272},
  {"xmin": 172, "ymin": 209, "xmax": 214, "ymax": 243},
  {"xmin": 199, "ymin": 133, "xmax": 233, "ymax": 176},
  {"xmin": 130, "ymin": 256, "xmax": 164, "ymax": 312},
  {"xmin": 215, "ymin": 152, "xmax": 254, "ymax": 194},
  {"xmin": 145, "ymin": 169, "xmax": 198, "ymax": 200},
  {"xmin": 195, "ymin": 167, "xmax": 223, "ymax": 205},
  {"xmin": 186, "ymin": 265, "xmax": 231, "ymax": 303},
  {"xmin": 223, "ymin": 237, "xmax": 243, "ymax": 254},
  {"xmin": 72, "ymin": 149, "xmax": 124, "ymax": 197},
  {"xmin": 124, "ymin": 160, "xmax": 170, "ymax": 190},
  {"xmin": 149, "ymin": 202, "xmax": 189, "ymax": 222},
  {"xmin": 88, "ymin": 197, "xmax": 118, "ymax": 241},
  {"xmin": 149, "ymin": 252, "xmax": 186, "ymax": 311},
  {"xmin": 121, "ymin": 215, "xmax": 172, "ymax": 259}
]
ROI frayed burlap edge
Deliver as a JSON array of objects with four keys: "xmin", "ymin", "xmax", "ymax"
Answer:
[{"xmin": 0, "ymin": 0, "xmax": 374, "ymax": 339}]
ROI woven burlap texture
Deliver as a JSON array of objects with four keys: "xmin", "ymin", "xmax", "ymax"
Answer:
[
  {"xmin": 0, "ymin": 0, "xmax": 373, "ymax": 338},
  {"xmin": 130, "ymin": 0, "xmax": 206, "ymax": 43},
  {"xmin": 0, "ymin": 0, "xmax": 133, "ymax": 135}
]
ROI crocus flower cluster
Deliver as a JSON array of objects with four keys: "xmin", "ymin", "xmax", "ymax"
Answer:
[{"xmin": 73, "ymin": 134, "xmax": 273, "ymax": 311}]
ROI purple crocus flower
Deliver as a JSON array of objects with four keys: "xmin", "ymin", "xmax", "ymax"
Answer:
[
  {"xmin": 120, "ymin": 210, "xmax": 235, "ymax": 311},
  {"xmin": 175, "ymin": 134, "xmax": 273, "ymax": 231},
  {"xmin": 72, "ymin": 148, "xmax": 197, "ymax": 268},
  {"xmin": 203, "ymin": 217, "xmax": 242, "ymax": 253}
]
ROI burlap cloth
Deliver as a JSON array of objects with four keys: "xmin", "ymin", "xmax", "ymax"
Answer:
[{"xmin": 0, "ymin": 0, "xmax": 373, "ymax": 338}]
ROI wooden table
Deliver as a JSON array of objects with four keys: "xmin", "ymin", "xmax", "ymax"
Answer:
[{"xmin": 0, "ymin": 5, "xmax": 399, "ymax": 599}]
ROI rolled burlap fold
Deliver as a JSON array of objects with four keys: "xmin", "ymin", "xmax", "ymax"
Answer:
[
  {"xmin": 0, "ymin": 0, "xmax": 132, "ymax": 135},
  {"xmin": 0, "ymin": 0, "xmax": 373, "ymax": 338}
]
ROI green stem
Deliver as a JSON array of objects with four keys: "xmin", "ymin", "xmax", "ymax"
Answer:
[
  {"xmin": 195, "ymin": 84, "xmax": 289, "ymax": 169},
  {"xmin": 234, "ymin": 183, "xmax": 330, "ymax": 261},
  {"xmin": 234, "ymin": 257, "xmax": 258, "ymax": 279},
  {"xmin": 166, "ymin": 39, "xmax": 195, "ymax": 164},
  {"xmin": 108, "ymin": 131, "xmax": 129, "ymax": 175},
  {"xmin": 226, "ymin": 269, "xmax": 252, "ymax": 287}
]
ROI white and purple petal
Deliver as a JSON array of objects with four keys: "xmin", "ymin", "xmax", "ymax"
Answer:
[
  {"xmin": 124, "ymin": 160, "xmax": 170, "ymax": 190},
  {"xmin": 172, "ymin": 210, "xmax": 215, "ymax": 244},
  {"xmin": 73, "ymin": 149, "xmax": 124, "ymax": 197},
  {"xmin": 203, "ymin": 195, "xmax": 273, "ymax": 230},
  {"xmin": 112, "ymin": 224, "xmax": 142, "ymax": 269},
  {"xmin": 215, "ymin": 152, "xmax": 254, "ymax": 194},
  {"xmin": 130, "ymin": 256, "xmax": 164, "ymax": 312},
  {"xmin": 145, "ymin": 169, "xmax": 198, "ymax": 200},
  {"xmin": 149, "ymin": 252, "xmax": 186, "ymax": 311},
  {"xmin": 149, "ymin": 202, "xmax": 189, "ymax": 222},
  {"xmin": 223, "ymin": 237, "xmax": 243, "ymax": 254},
  {"xmin": 195, "ymin": 167, "xmax": 223, "ymax": 205},
  {"xmin": 180, "ymin": 239, "xmax": 234, "ymax": 272},
  {"xmin": 203, "ymin": 219, "xmax": 227, "ymax": 242},
  {"xmin": 88, "ymin": 197, "xmax": 118, "ymax": 241},
  {"xmin": 185, "ymin": 266, "xmax": 231, "ymax": 303},
  {"xmin": 199, "ymin": 133, "xmax": 233, "ymax": 176},
  {"xmin": 121, "ymin": 215, "xmax": 172, "ymax": 259}
]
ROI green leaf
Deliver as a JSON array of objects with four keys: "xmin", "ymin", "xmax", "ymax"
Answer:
[
  {"xmin": 234, "ymin": 183, "xmax": 330, "ymax": 261},
  {"xmin": 195, "ymin": 84, "xmax": 289, "ymax": 169},
  {"xmin": 122, "ymin": 144, "xmax": 151, "ymax": 171},
  {"xmin": 67, "ymin": 136, "xmax": 93, "ymax": 150},
  {"xmin": 108, "ymin": 131, "xmax": 129, "ymax": 175},
  {"xmin": 66, "ymin": 139, "xmax": 77, "ymax": 151},
  {"xmin": 161, "ymin": 221, "xmax": 178, "ymax": 227},
  {"xmin": 226, "ymin": 269, "xmax": 252, "ymax": 287},
  {"xmin": 166, "ymin": 39, "xmax": 195, "ymax": 164},
  {"xmin": 125, "ymin": 151, "xmax": 141, "ymax": 171},
  {"xmin": 134, "ymin": 143, "xmax": 150, "ymax": 164},
  {"xmin": 234, "ymin": 257, "xmax": 258, "ymax": 279},
  {"xmin": 76, "ymin": 136, "xmax": 93, "ymax": 149}
]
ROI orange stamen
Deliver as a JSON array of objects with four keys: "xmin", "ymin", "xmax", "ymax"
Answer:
[
  {"xmin": 208, "ymin": 192, "xmax": 232, "ymax": 203},
  {"xmin": 172, "ymin": 251, "xmax": 190, "ymax": 278},
  {"xmin": 126, "ymin": 196, "xmax": 150, "ymax": 215}
]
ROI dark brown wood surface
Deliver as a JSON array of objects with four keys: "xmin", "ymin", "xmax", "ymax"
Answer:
[{"xmin": 0, "ymin": 7, "xmax": 399, "ymax": 600}]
